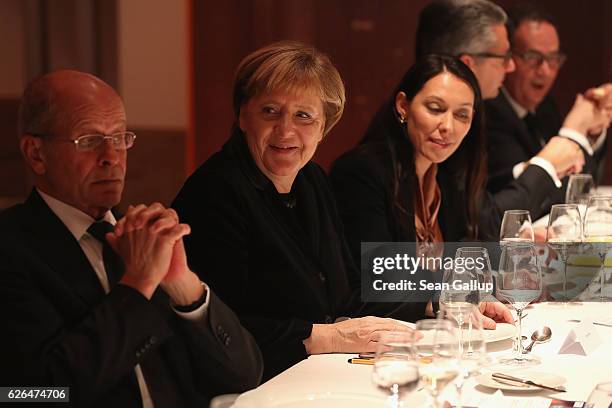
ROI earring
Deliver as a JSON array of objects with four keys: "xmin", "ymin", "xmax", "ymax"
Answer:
[{"xmin": 398, "ymin": 116, "xmax": 405, "ymax": 124}]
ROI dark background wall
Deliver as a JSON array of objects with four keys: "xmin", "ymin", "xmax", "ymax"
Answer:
[
  {"xmin": 1, "ymin": 0, "xmax": 611, "ymax": 209},
  {"xmin": 193, "ymin": 0, "xmax": 612, "ymax": 178}
]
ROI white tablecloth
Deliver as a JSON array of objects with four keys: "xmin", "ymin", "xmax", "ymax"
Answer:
[{"xmin": 234, "ymin": 302, "xmax": 612, "ymax": 407}]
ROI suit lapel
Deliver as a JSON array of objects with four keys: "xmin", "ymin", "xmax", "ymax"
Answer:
[{"xmin": 22, "ymin": 190, "xmax": 106, "ymax": 307}]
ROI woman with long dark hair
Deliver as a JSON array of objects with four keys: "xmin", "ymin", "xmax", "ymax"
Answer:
[{"xmin": 331, "ymin": 55, "xmax": 496, "ymax": 263}]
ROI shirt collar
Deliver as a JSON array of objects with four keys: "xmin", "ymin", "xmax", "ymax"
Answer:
[
  {"xmin": 501, "ymin": 86, "xmax": 530, "ymax": 119},
  {"xmin": 37, "ymin": 188, "xmax": 116, "ymax": 241}
]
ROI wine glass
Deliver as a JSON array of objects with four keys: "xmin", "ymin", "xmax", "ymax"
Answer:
[
  {"xmin": 372, "ymin": 331, "xmax": 419, "ymax": 408},
  {"xmin": 583, "ymin": 196, "xmax": 612, "ymax": 301},
  {"xmin": 566, "ymin": 174, "xmax": 594, "ymax": 217},
  {"xmin": 500, "ymin": 210, "xmax": 534, "ymax": 244},
  {"xmin": 547, "ymin": 204, "xmax": 583, "ymax": 301},
  {"xmin": 440, "ymin": 247, "xmax": 492, "ymax": 358},
  {"xmin": 454, "ymin": 247, "xmax": 494, "ymax": 300},
  {"xmin": 438, "ymin": 305, "xmax": 487, "ymax": 408},
  {"xmin": 495, "ymin": 242, "xmax": 542, "ymax": 366},
  {"xmin": 439, "ymin": 254, "xmax": 479, "ymax": 309},
  {"xmin": 586, "ymin": 381, "xmax": 612, "ymax": 408},
  {"xmin": 412, "ymin": 319, "xmax": 459, "ymax": 408}
]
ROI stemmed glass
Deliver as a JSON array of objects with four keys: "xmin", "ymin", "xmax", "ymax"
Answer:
[
  {"xmin": 546, "ymin": 204, "xmax": 583, "ymax": 301},
  {"xmin": 440, "ymin": 247, "xmax": 492, "ymax": 356},
  {"xmin": 439, "ymin": 251, "xmax": 480, "ymax": 308},
  {"xmin": 500, "ymin": 210, "xmax": 535, "ymax": 244},
  {"xmin": 439, "ymin": 305, "xmax": 487, "ymax": 408},
  {"xmin": 372, "ymin": 331, "xmax": 420, "ymax": 408},
  {"xmin": 583, "ymin": 196, "xmax": 612, "ymax": 301},
  {"xmin": 455, "ymin": 247, "xmax": 494, "ymax": 300},
  {"xmin": 495, "ymin": 242, "xmax": 542, "ymax": 366},
  {"xmin": 566, "ymin": 174, "xmax": 594, "ymax": 217},
  {"xmin": 412, "ymin": 319, "xmax": 460, "ymax": 408}
]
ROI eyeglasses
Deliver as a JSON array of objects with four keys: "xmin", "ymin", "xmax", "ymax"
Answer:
[
  {"xmin": 37, "ymin": 132, "xmax": 136, "ymax": 152},
  {"xmin": 513, "ymin": 50, "xmax": 567, "ymax": 69},
  {"xmin": 470, "ymin": 51, "xmax": 514, "ymax": 66}
]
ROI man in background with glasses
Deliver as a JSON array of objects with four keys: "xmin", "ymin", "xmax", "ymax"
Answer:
[
  {"xmin": 0, "ymin": 70, "xmax": 262, "ymax": 406},
  {"xmin": 415, "ymin": 0, "xmax": 516, "ymax": 100},
  {"xmin": 486, "ymin": 3, "xmax": 611, "ymax": 211}
]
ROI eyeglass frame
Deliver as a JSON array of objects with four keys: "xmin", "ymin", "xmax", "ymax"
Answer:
[
  {"xmin": 469, "ymin": 51, "xmax": 514, "ymax": 66},
  {"xmin": 31, "ymin": 131, "xmax": 137, "ymax": 152},
  {"xmin": 512, "ymin": 49, "xmax": 567, "ymax": 69}
]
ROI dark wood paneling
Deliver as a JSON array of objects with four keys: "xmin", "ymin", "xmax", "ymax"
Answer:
[
  {"xmin": 94, "ymin": 0, "xmax": 118, "ymax": 89},
  {"xmin": 120, "ymin": 129, "xmax": 186, "ymax": 210},
  {"xmin": 313, "ymin": 0, "xmax": 429, "ymax": 168},
  {"xmin": 0, "ymin": 98, "xmax": 29, "ymax": 198}
]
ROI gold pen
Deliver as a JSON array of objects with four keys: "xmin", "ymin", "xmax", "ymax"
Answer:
[{"xmin": 347, "ymin": 358, "xmax": 374, "ymax": 365}]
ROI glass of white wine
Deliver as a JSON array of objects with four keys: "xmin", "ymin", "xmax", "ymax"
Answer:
[
  {"xmin": 495, "ymin": 242, "xmax": 542, "ymax": 366},
  {"xmin": 455, "ymin": 247, "xmax": 494, "ymax": 300},
  {"xmin": 547, "ymin": 204, "xmax": 582, "ymax": 301},
  {"xmin": 412, "ymin": 319, "xmax": 459, "ymax": 408},
  {"xmin": 566, "ymin": 173, "xmax": 594, "ymax": 211},
  {"xmin": 500, "ymin": 210, "xmax": 534, "ymax": 244},
  {"xmin": 583, "ymin": 196, "xmax": 612, "ymax": 301},
  {"xmin": 372, "ymin": 331, "xmax": 420, "ymax": 408}
]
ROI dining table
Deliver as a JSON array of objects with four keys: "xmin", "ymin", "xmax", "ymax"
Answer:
[{"xmin": 233, "ymin": 301, "xmax": 612, "ymax": 407}]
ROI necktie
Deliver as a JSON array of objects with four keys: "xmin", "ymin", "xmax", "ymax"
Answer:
[
  {"xmin": 87, "ymin": 221, "xmax": 124, "ymax": 287},
  {"xmin": 523, "ymin": 112, "xmax": 545, "ymax": 148}
]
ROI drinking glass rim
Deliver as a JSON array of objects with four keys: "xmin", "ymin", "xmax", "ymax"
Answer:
[
  {"xmin": 550, "ymin": 203, "xmax": 581, "ymax": 209},
  {"xmin": 503, "ymin": 209, "xmax": 530, "ymax": 215},
  {"xmin": 587, "ymin": 195, "xmax": 612, "ymax": 203},
  {"xmin": 569, "ymin": 174, "xmax": 594, "ymax": 180}
]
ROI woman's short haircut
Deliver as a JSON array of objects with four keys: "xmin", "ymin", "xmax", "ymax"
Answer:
[{"xmin": 233, "ymin": 40, "xmax": 346, "ymax": 136}]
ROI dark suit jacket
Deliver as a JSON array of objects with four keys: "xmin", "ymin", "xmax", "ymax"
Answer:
[
  {"xmin": 0, "ymin": 190, "xmax": 262, "ymax": 407},
  {"xmin": 330, "ymin": 139, "xmax": 563, "ymax": 257},
  {"xmin": 486, "ymin": 92, "xmax": 606, "ymax": 216},
  {"xmin": 330, "ymin": 143, "xmax": 481, "ymax": 257},
  {"xmin": 172, "ymin": 133, "xmax": 427, "ymax": 380}
]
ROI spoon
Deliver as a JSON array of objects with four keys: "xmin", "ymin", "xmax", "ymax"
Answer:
[{"xmin": 523, "ymin": 327, "xmax": 552, "ymax": 353}]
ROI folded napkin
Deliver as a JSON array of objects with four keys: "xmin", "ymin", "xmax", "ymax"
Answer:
[{"xmin": 558, "ymin": 320, "xmax": 601, "ymax": 355}]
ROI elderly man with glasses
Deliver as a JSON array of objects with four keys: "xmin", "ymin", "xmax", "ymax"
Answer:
[
  {"xmin": 486, "ymin": 3, "xmax": 611, "ymax": 211},
  {"xmin": 0, "ymin": 70, "xmax": 262, "ymax": 407}
]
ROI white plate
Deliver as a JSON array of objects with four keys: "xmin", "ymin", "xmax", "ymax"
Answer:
[
  {"xmin": 234, "ymin": 387, "xmax": 426, "ymax": 408},
  {"xmin": 483, "ymin": 323, "xmax": 515, "ymax": 343},
  {"xmin": 475, "ymin": 371, "xmax": 566, "ymax": 392},
  {"xmin": 417, "ymin": 322, "xmax": 515, "ymax": 345}
]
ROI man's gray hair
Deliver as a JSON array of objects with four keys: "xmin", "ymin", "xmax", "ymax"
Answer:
[{"xmin": 416, "ymin": 0, "xmax": 507, "ymax": 58}]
